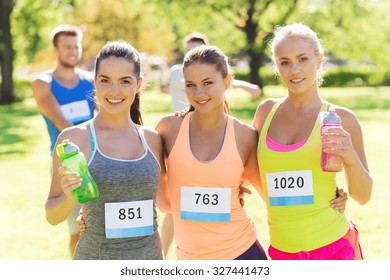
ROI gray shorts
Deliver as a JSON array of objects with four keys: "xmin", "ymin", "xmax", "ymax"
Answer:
[{"xmin": 66, "ymin": 204, "xmax": 81, "ymax": 235}]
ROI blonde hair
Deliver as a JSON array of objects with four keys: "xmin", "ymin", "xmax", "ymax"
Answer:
[{"xmin": 270, "ymin": 23, "xmax": 327, "ymax": 86}]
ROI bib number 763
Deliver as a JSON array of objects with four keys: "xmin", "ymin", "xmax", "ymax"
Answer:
[
  {"xmin": 180, "ymin": 186, "xmax": 231, "ymax": 222},
  {"xmin": 195, "ymin": 193, "xmax": 219, "ymax": 205}
]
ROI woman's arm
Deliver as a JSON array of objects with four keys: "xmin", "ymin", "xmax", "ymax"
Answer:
[
  {"xmin": 45, "ymin": 129, "xmax": 84, "ymax": 225},
  {"xmin": 322, "ymin": 107, "xmax": 373, "ymax": 205},
  {"xmin": 234, "ymin": 119, "xmax": 265, "ymax": 200},
  {"xmin": 144, "ymin": 127, "xmax": 171, "ymax": 213}
]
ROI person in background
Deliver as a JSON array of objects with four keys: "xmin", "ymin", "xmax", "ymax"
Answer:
[
  {"xmin": 164, "ymin": 32, "xmax": 262, "ymax": 112},
  {"xmin": 32, "ymin": 24, "xmax": 95, "ymax": 257},
  {"xmin": 45, "ymin": 41, "xmax": 169, "ymax": 259},
  {"xmin": 253, "ymin": 23, "xmax": 372, "ymax": 260}
]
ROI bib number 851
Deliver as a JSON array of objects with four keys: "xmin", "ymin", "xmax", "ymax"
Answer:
[{"xmin": 118, "ymin": 207, "xmax": 142, "ymax": 220}]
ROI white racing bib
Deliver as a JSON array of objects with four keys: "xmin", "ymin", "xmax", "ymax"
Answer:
[
  {"xmin": 60, "ymin": 100, "xmax": 90, "ymax": 123},
  {"xmin": 180, "ymin": 186, "xmax": 231, "ymax": 222},
  {"xmin": 265, "ymin": 170, "xmax": 314, "ymax": 206},
  {"xmin": 104, "ymin": 200, "xmax": 153, "ymax": 238}
]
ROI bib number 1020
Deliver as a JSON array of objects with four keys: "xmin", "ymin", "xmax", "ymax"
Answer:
[
  {"xmin": 266, "ymin": 171, "xmax": 313, "ymax": 206},
  {"xmin": 273, "ymin": 176, "xmax": 304, "ymax": 189},
  {"xmin": 118, "ymin": 207, "xmax": 142, "ymax": 220}
]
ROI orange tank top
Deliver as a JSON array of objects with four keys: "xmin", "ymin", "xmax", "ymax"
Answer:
[{"xmin": 167, "ymin": 112, "xmax": 258, "ymax": 259}]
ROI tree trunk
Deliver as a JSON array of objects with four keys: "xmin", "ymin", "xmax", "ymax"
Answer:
[
  {"xmin": 242, "ymin": 0, "xmax": 264, "ymax": 89},
  {"xmin": 0, "ymin": 0, "xmax": 15, "ymax": 104},
  {"xmin": 248, "ymin": 49, "xmax": 263, "ymax": 88}
]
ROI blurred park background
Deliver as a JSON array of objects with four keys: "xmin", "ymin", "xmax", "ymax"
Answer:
[{"xmin": 0, "ymin": 0, "xmax": 389, "ymax": 260}]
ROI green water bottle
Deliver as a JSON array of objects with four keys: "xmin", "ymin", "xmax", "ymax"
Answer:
[{"xmin": 56, "ymin": 139, "xmax": 99, "ymax": 204}]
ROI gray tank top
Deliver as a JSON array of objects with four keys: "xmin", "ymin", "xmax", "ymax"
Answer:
[{"xmin": 73, "ymin": 121, "xmax": 163, "ymax": 260}]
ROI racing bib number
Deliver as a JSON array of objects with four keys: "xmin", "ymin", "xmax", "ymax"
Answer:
[
  {"xmin": 104, "ymin": 200, "xmax": 153, "ymax": 238},
  {"xmin": 180, "ymin": 186, "xmax": 231, "ymax": 222},
  {"xmin": 265, "ymin": 170, "xmax": 314, "ymax": 206},
  {"xmin": 61, "ymin": 100, "xmax": 90, "ymax": 124}
]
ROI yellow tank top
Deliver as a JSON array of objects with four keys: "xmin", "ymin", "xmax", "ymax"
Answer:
[
  {"xmin": 168, "ymin": 112, "xmax": 258, "ymax": 259},
  {"xmin": 257, "ymin": 100, "xmax": 349, "ymax": 252}
]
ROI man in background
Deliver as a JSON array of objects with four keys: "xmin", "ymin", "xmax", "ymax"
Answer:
[
  {"xmin": 32, "ymin": 24, "xmax": 95, "ymax": 257},
  {"xmin": 166, "ymin": 32, "xmax": 262, "ymax": 112}
]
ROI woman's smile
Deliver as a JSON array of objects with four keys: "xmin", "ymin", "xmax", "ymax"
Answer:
[{"xmin": 106, "ymin": 98, "xmax": 125, "ymax": 104}]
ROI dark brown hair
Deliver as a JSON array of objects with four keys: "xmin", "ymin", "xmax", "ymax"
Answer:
[
  {"xmin": 182, "ymin": 45, "xmax": 231, "ymax": 114},
  {"xmin": 184, "ymin": 32, "xmax": 209, "ymax": 46},
  {"xmin": 94, "ymin": 41, "xmax": 143, "ymax": 125},
  {"xmin": 51, "ymin": 25, "xmax": 82, "ymax": 47}
]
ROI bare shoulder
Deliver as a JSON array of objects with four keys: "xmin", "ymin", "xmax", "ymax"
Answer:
[
  {"xmin": 253, "ymin": 98, "xmax": 280, "ymax": 132},
  {"xmin": 155, "ymin": 113, "xmax": 185, "ymax": 155},
  {"xmin": 231, "ymin": 116, "xmax": 256, "ymax": 135},
  {"xmin": 32, "ymin": 71, "xmax": 52, "ymax": 83},
  {"xmin": 331, "ymin": 105, "xmax": 357, "ymax": 120},
  {"xmin": 31, "ymin": 71, "xmax": 51, "ymax": 90},
  {"xmin": 77, "ymin": 68, "xmax": 94, "ymax": 82},
  {"xmin": 142, "ymin": 126, "xmax": 161, "ymax": 145},
  {"xmin": 141, "ymin": 126, "xmax": 164, "ymax": 161},
  {"xmin": 327, "ymin": 103, "xmax": 361, "ymax": 131},
  {"xmin": 231, "ymin": 116, "xmax": 258, "ymax": 165},
  {"xmin": 231, "ymin": 116, "xmax": 257, "ymax": 145},
  {"xmin": 155, "ymin": 113, "xmax": 184, "ymax": 136},
  {"xmin": 56, "ymin": 122, "xmax": 91, "ymax": 151},
  {"xmin": 256, "ymin": 98, "xmax": 279, "ymax": 114},
  {"xmin": 142, "ymin": 126, "xmax": 159, "ymax": 136}
]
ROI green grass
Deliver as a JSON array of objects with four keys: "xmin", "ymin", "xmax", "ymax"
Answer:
[{"xmin": 1, "ymin": 86, "xmax": 389, "ymax": 260}]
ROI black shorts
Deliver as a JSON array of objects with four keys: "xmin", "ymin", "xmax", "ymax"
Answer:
[{"xmin": 235, "ymin": 240, "xmax": 268, "ymax": 260}]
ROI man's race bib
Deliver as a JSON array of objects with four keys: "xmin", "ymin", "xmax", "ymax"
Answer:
[
  {"xmin": 265, "ymin": 170, "xmax": 314, "ymax": 206},
  {"xmin": 104, "ymin": 200, "xmax": 153, "ymax": 238},
  {"xmin": 180, "ymin": 186, "xmax": 231, "ymax": 222},
  {"xmin": 61, "ymin": 100, "xmax": 90, "ymax": 124}
]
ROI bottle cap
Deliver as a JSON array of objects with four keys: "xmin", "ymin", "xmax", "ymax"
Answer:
[
  {"xmin": 323, "ymin": 107, "xmax": 341, "ymax": 124},
  {"xmin": 56, "ymin": 139, "xmax": 79, "ymax": 159}
]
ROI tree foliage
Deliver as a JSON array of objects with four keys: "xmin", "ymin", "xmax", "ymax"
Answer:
[
  {"xmin": 3, "ymin": 0, "xmax": 390, "ymax": 103},
  {"xmin": 147, "ymin": 0, "xmax": 300, "ymax": 88},
  {"xmin": 11, "ymin": 0, "xmax": 72, "ymax": 65},
  {"xmin": 147, "ymin": 0, "xmax": 390, "ymax": 88},
  {"xmin": 290, "ymin": 0, "xmax": 390, "ymax": 84},
  {"xmin": 70, "ymin": 0, "xmax": 176, "ymax": 66}
]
